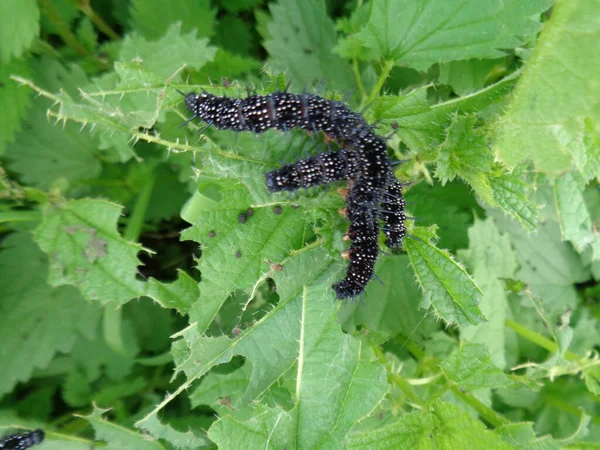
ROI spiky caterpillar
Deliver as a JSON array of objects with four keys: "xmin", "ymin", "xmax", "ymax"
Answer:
[
  {"xmin": 0, "ymin": 429, "xmax": 44, "ymax": 450},
  {"xmin": 183, "ymin": 90, "xmax": 404, "ymax": 298}
]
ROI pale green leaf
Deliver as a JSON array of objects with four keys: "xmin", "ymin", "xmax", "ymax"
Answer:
[
  {"xmin": 355, "ymin": 0, "xmax": 551, "ymax": 71},
  {"xmin": 489, "ymin": 211, "xmax": 591, "ymax": 312},
  {"xmin": 180, "ymin": 179, "xmax": 310, "ymax": 331},
  {"xmin": 34, "ymin": 198, "xmax": 147, "ymax": 304},
  {"xmin": 405, "ymin": 227, "xmax": 485, "ymax": 326},
  {"xmin": 135, "ymin": 414, "xmax": 209, "ymax": 450},
  {"xmin": 458, "ymin": 217, "xmax": 517, "ymax": 368},
  {"xmin": 120, "ymin": 23, "xmax": 216, "ymax": 79},
  {"xmin": 372, "ymin": 74, "xmax": 516, "ymax": 154},
  {"xmin": 0, "ymin": 0, "xmax": 39, "ymax": 62},
  {"xmin": 346, "ymin": 400, "xmax": 513, "ymax": 450},
  {"xmin": 439, "ymin": 59, "xmax": 504, "ymax": 96},
  {"xmin": 0, "ymin": 232, "xmax": 100, "ymax": 397},
  {"xmin": 339, "ymin": 255, "xmax": 438, "ymax": 339},
  {"xmin": 129, "ymin": 0, "xmax": 216, "ymax": 40},
  {"xmin": 494, "ymin": 0, "xmax": 600, "ymax": 176},
  {"xmin": 489, "ymin": 168, "xmax": 539, "ymax": 232},
  {"xmin": 0, "ymin": 58, "xmax": 32, "ymax": 155},
  {"xmin": 5, "ymin": 106, "xmax": 102, "ymax": 189},
  {"xmin": 494, "ymin": 423, "xmax": 560, "ymax": 450},
  {"xmin": 265, "ymin": 0, "xmax": 354, "ymax": 91},
  {"xmin": 435, "ymin": 114, "xmax": 495, "ymax": 204},
  {"xmin": 146, "ymin": 270, "xmax": 200, "ymax": 313},
  {"xmin": 554, "ymin": 172, "xmax": 600, "ymax": 259},
  {"xmin": 84, "ymin": 406, "xmax": 165, "ymax": 450},
  {"xmin": 208, "ymin": 282, "xmax": 387, "ymax": 449},
  {"xmin": 441, "ymin": 342, "xmax": 512, "ymax": 389}
]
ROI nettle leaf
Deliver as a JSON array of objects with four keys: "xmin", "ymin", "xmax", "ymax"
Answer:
[
  {"xmin": 435, "ymin": 114, "xmax": 495, "ymax": 204},
  {"xmin": 354, "ymin": 0, "xmax": 551, "ymax": 71},
  {"xmin": 0, "ymin": 58, "xmax": 32, "ymax": 155},
  {"xmin": 5, "ymin": 106, "xmax": 103, "ymax": 189},
  {"xmin": 554, "ymin": 172, "xmax": 600, "ymax": 259},
  {"xmin": 129, "ymin": 0, "xmax": 216, "ymax": 40},
  {"xmin": 339, "ymin": 255, "xmax": 437, "ymax": 339},
  {"xmin": 136, "ymin": 247, "xmax": 345, "ymax": 439},
  {"xmin": 458, "ymin": 217, "xmax": 518, "ymax": 368},
  {"xmin": 120, "ymin": 23, "xmax": 216, "ymax": 79},
  {"xmin": 0, "ymin": 232, "xmax": 101, "ymax": 397},
  {"xmin": 489, "ymin": 210, "xmax": 591, "ymax": 312},
  {"xmin": 207, "ymin": 282, "xmax": 387, "ymax": 449},
  {"xmin": 0, "ymin": 0, "xmax": 39, "ymax": 63},
  {"xmin": 439, "ymin": 59, "xmax": 504, "ymax": 96},
  {"xmin": 265, "ymin": 0, "xmax": 354, "ymax": 91},
  {"xmin": 180, "ymin": 178, "xmax": 311, "ymax": 331},
  {"xmin": 84, "ymin": 406, "xmax": 164, "ymax": 450},
  {"xmin": 441, "ymin": 342, "xmax": 512, "ymax": 390},
  {"xmin": 494, "ymin": 0, "xmax": 600, "ymax": 176},
  {"xmin": 346, "ymin": 400, "xmax": 513, "ymax": 450},
  {"xmin": 489, "ymin": 168, "xmax": 539, "ymax": 232},
  {"xmin": 406, "ymin": 227, "xmax": 485, "ymax": 327},
  {"xmin": 34, "ymin": 198, "xmax": 147, "ymax": 304},
  {"xmin": 494, "ymin": 423, "xmax": 559, "ymax": 450},
  {"xmin": 372, "ymin": 74, "xmax": 516, "ymax": 154}
]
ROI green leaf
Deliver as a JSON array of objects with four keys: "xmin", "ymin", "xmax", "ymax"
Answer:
[
  {"xmin": 84, "ymin": 406, "xmax": 165, "ymax": 450},
  {"xmin": 439, "ymin": 59, "xmax": 504, "ymax": 96},
  {"xmin": 339, "ymin": 255, "xmax": 437, "ymax": 338},
  {"xmin": 222, "ymin": 0, "xmax": 263, "ymax": 13},
  {"xmin": 435, "ymin": 114, "xmax": 495, "ymax": 205},
  {"xmin": 207, "ymin": 282, "xmax": 387, "ymax": 449},
  {"xmin": 372, "ymin": 74, "xmax": 516, "ymax": 154},
  {"xmin": 119, "ymin": 23, "xmax": 216, "ymax": 79},
  {"xmin": 192, "ymin": 48, "xmax": 262, "ymax": 84},
  {"xmin": 0, "ymin": 232, "xmax": 100, "ymax": 397},
  {"xmin": 146, "ymin": 270, "xmax": 200, "ymax": 314},
  {"xmin": 265, "ymin": 0, "xmax": 354, "ymax": 91},
  {"xmin": 441, "ymin": 342, "xmax": 512, "ymax": 389},
  {"xmin": 0, "ymin": 0, "xmax": 39, "ymax": 63},
  {"xmin": 180, "ymin": 179, "xmax": 310, "ymax": 331},
  {"xmin": 494, "ymin": 423, "xmax": 559, "ymax": 450},
  {"xmin": 34, "ymin": 198, "xmax": 147, "ymax": 304},
  {"xmin": 346, "ymin": 400, "xmax": 513, "ymax": 450},
  {"xmin": 493, "ymin": 0, "xmax": 600, "ymax": 176},
  {"xmin": 136, "ymin": 246, "xmax": 344, "ymax": 436},
  {"xmin": 215, "ymin": 15, "xmax": 253, "ymax": 56},
  {"xmin": 0, "ymin": 58, "xmax": 32, "ymax": 155},
  {"xmin": 5, "ymin": 106, "xmax": 102, "ymax": 189},
  {"xmin": 489, "ymin": 168, "xmax": 539, "ymax": 232},
  {"xmin": 355, "ymin": 0, "xmax": 551, "ymax": 71},
  {"xmin": 554, "ymin": 172, "xmax": 600, "ymax": 259},
  {"xmin": 458, "ymin": 217, "xmax": 517, "ymax": 368},
  {"xmin": 129, "ymin": 0, "xmax": 215, "ymax": 40},
  {"xmin": 489, "ymin": 211, "xmax": 591, "ymax": 312},
  {"xmin": 406, "ymin": 227, "xmax": 485, "ymax": 327}
]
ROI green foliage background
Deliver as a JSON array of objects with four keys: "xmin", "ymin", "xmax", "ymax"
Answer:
[{"xmin": 0, "ymin": 0, "xmax": 599, "ymax": 448}]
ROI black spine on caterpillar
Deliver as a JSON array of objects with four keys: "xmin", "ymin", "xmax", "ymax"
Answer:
[
  {"xmin": 379, "ymin": 175, "xmax": 406, "ymax": 250},
  {"xmin": 265, "ymin": 149, "xmax": 359, "ymax": 192},
  {"xmin": 0, "ymin": 429, "xmax": 45, "ymax": 450}
]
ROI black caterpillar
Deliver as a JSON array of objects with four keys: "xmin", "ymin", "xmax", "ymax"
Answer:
[
  {"xmin": 0, "ymin": 429, "xmax": 44, "ymax": 450},
  {"xmin": 182, "ymin": 89, "xmax": 406, "ymax": 299}
]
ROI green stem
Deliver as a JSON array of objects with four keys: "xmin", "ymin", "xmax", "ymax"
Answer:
[
  {"xmin": 124, "ymin": 171, "xmax": 156, "ymax": 242},
  {"xmin": 0, "ymin": 211, "xmax": 41, "ymax": 223},
  {"xmin": 451, "ymin": 386, "xmax": 510, "ymax": 428},
  {"xmin": 39, "ymin": 0, "xmax": 89, "ymax": 56},
  {"xmin": 352, "ymin": 57, "xmax": 366, "ymax": 100},
  {"xmin": 505, "ymin": 319, "xmax": 579, "ymax": 361},
  {"xmin": 75, "ymin": 0, "xmax": 120, "ymax": 41},
  {"xmin": 366, "ymin": 59, "xmax": 395, "ymax": 104},
  {"xmin": 103, "ymin": 303, "xmax": 127, "ymax": 355}
]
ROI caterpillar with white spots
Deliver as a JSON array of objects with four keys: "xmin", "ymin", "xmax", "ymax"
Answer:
[
  {"xmin": 0, "ymin": 429, "xmax": 44, "ymax": 450},
  {"xmin": 182, "ymin": 89, "xmax": 406, "ymax": 299}
]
